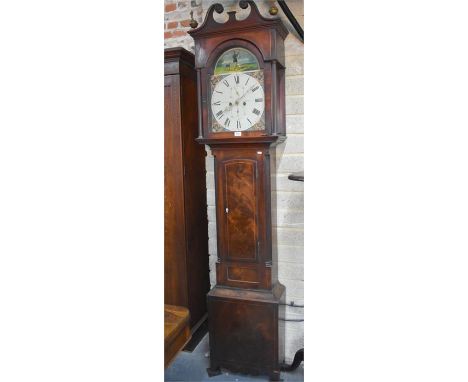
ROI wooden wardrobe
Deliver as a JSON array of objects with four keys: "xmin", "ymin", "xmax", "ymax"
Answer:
[{"xmin": 164, "ymin": 47, "xmax": 210, "ymax": 330}]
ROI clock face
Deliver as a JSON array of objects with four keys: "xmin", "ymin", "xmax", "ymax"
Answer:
[{"xmin": 210, "ymin": 72, "xmax": 265, "ymax": 132}]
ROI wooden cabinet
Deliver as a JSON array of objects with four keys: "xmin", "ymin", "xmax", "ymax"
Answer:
[{"xmin": 164, "ymin": 48, "xmax": 210, "ymax": 330}]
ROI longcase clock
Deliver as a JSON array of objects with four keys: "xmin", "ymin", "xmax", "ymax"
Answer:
[{"xmin": 188, "ymin": 2, "xmax": 289, "ymax": 380}]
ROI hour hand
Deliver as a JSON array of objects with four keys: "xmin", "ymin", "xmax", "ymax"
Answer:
[
  {"xmin": 237, "ymin": 85, "xmax": 254, "ymax": 102},
  {"xmin": 223, "ymin": 103, "xmax": 234, "ymax": 113}
]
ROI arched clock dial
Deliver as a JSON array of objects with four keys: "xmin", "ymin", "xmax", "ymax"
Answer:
[{"xmin": 210, "ymin": 72, "xmax": 265, "ymax": 132}]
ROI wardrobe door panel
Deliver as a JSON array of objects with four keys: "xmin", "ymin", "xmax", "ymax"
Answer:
[
  {"xmin": 164, "ymin": 75, "xmax": 187, "ymax": 307},
  {"xmin": 164, "ymin": 48, "xmax": 210, "ymax": 329}
]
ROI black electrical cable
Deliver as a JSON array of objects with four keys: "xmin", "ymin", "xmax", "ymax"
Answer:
[
  {"xmin": 280, "ymin": 302, "xmax": 304, "ymax": 308},
  {"xmin": 280, "ymin": 348, "xmax": 304, "ymax": 371},
  {"xmin": 277, "ymin": 0, "xmax": 304, "ymax": 42}
]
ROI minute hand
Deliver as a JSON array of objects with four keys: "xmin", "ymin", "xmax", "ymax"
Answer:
[{"xmin": 236, "ymin": 85, "xmax": 255, "ymax": 103}]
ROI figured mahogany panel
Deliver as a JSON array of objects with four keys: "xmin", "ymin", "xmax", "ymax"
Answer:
[
  {"xmin": 208, "ymin": 296, "xmax": 278, "ymax": 370},
  {"xmin": 227, "ymin": 266, "xmax": 259, "ymax": 284},
  {"xmin": 224, "ymin": 160, "xmax": 257, "ymax": 260},
  {"xmin": 212, "ymin": 145, "xmax": 277, "ymax": 290}
]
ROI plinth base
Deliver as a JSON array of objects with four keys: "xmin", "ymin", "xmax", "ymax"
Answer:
[{"xmin": 206, "ymin": 283, "xmax": 285, "ymax": 381}]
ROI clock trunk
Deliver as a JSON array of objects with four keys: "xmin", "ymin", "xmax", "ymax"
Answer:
[{"xmin": 212, "ymin": 144, "xmax": 278, "ymax": 290}]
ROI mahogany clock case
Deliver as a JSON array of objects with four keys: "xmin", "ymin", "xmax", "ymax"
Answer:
[{"xmin": 188, "ymin": 2, "xmax": 289, "ymax": 380}]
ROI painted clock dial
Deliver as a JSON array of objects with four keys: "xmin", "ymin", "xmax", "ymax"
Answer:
[
  {"xmin": 210, "ymin": 72, "xmax": 265, "ymax": 132},
  {"xmin": 209, "ymin": 47, "xmax": 265, "ymax": 132}
]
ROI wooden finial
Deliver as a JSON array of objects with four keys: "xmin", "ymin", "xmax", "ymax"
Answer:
[{"xmin": 189, "ymin": 10, "xmax": 198, "ymax": 28}]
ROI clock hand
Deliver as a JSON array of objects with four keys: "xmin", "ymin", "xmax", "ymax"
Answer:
[
  {"xmin": 236, "ymin": 85, "xmax": 255, "ymax": 104},
  {"xmin": 223, "ymin": 101, "xmax": 235, "ymax": 113}
]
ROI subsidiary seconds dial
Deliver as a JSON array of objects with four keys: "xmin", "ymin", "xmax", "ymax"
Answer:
[{"xmin": 210, "ymin": 72, "xmax": 265, "ymax": 132}]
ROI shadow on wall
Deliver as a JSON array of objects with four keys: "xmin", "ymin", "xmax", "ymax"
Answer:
[{"xmin": 276, "ymin": 141, "xmax": 286, "ymax": 169}]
